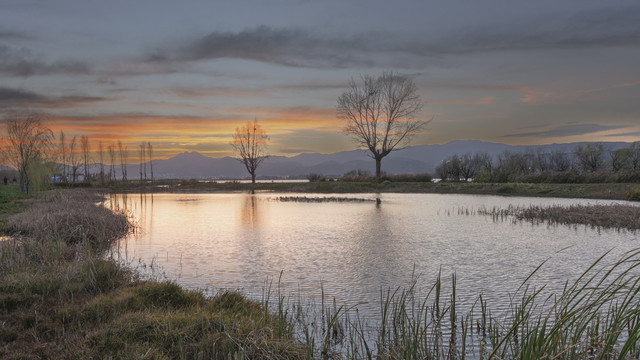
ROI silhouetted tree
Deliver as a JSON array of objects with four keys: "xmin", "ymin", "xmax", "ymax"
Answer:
[
  {"xmin": 574, "ymin": 143, "xmax": 605, "ymax": 172},
  {"xmin": 549, "ymin": 150, "xmax": 572, "ymax": 172},
  {"xmin": 610, "ymin": 148, "xmax": 631, "ymax": 172},
  {"xmin": 338, "ymin": 71, "xmax": 428, "ymax": 182},
  {"xmin": 231, "ymin": 119, "xmax": 269, "ymax": 183},
  {"xmin": 629, "ymin": 142, "xmax": 640, "ymax": 171},
  {"xmin": 107, "ymin": 144, "xmax": 116, "ymax": 181},
  {"xmin": 147, "ymin": 142, "xmax": 154, "ymax": 183},
  {"xmin": 98, "ymin": 140, "xmax": 105, "ymax": 184},
  {"xmin": 59, "ymin": 130, "xmax": 67, "ymax": 182},
  {"xmin": 138, "ymin": 142, "xmax": 146, "ymax": 182},
  {"xmin": 69, "ymin": 136, "xmax": 81, "ymax": 183},
  {"xmin": 81, "ymin": 135, "xmax": 90, "ymax": 181},
  {"xmin": 3, "ymin": 112, "xmax": 54, "ymax": 193},
  {"xmin": 118, "ymin": 141, "xmax": 127, "ymax": 181}
]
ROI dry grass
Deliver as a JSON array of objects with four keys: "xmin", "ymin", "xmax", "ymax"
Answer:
[
  {"xmin": 4, "ymin": 190, "xmax": 131, "ymax": 246},
  {"xmin": 478, "ymin": 203, "xmax": 640, "ymax": 231}
]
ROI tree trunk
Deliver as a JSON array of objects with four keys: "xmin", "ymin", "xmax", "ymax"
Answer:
[
  {"xmin": 375, "ymin": 156, "xmax": 382, "ymax": 183},
  {"xmin": 251, "ymin": 172, "xmax": 256, "ymax": 184}
]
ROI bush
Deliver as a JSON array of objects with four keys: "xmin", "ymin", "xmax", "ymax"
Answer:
[
  {"xmin": 627, "ymin": 188, "xmax": 640, "ymax": 201},
  {"xmin": 306, "ymin": 173, "xmax": 326, "ymax": 182}
]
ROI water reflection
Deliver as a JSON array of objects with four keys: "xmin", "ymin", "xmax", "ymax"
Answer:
[
  {"xmin": 109, "ymin": 193, "xmax": 639, "ymax": 318},
  {"xmin": 240, "ymin": 195, "xmax": 260, "ymax": 228}
]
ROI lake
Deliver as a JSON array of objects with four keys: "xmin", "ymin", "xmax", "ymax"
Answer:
[{"xmin": 107, "ymin": 192, "xmax": 639, "ymax": 317}]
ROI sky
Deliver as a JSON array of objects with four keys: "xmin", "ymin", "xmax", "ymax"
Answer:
[{"xmin": 1, "ymin": 0, "xmax": 639, "ymax": 160}]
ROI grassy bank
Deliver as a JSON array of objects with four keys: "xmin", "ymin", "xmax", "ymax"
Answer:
[
  {"xmin": 87, "ymin": 180, "xmax": 640, "ymax": 201},
  {"xmin": 3, "ymin": 187, "xmax": 640, "ymax": 359},
  {"xmin": 0, "ymin": 188, "xmax": 305, "ymax": 359}
]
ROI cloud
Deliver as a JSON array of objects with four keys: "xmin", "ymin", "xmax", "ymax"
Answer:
[
  {"xmin": 431, "ymin": 96, "xmax": 495, "ymax": 105},
  {"xmin": 0, "ymin": 44, "xmax": 91, "ymax": 76},
  {"xmin": 501, "ymin": 124, "xmax": 631, "ymax": 139},
  {"xmin": 0, "ymin": 87, "xmax": 111, "ymax": 109},
  {"xmin": 603, "ymin": 131, "xmax": 640, "ymax": 137},
  {"xmin": 171, "ymin": 86, "xmax": 266, "ymax": 99},
  {"xmin": 144, "ymin": 5, "xmax": 640, "ymax": 70}
]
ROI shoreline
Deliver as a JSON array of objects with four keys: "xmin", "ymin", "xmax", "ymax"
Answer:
[{"xmin": 87, "ymin": 180, "xmax": 640, "ymax": 201}]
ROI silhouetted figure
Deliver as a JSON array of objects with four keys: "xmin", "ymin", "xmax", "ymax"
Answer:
[
  {"xmin": 12, "ymin": 178, "xmax": 16, "ymax": 185},
  {"xmin": 3, "ymin": 176, "xmax": 7, "ymax": 185}
]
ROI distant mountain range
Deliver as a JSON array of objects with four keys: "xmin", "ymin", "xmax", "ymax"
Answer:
[{"xmin": 90, "ymin": 140, "xmax": 632, "ymax": 180}]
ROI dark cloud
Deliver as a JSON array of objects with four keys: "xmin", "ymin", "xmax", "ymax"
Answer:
[
  {"xmin": 145, "ymin": 5, "xmax": 640, "ymax": 69},
  {"xmin": 148, "ymin": 25, "xmax": 374, "ymax": 68},
  {"xmin": 0, "ymin": 44, "xmax": 91, "ymax": 76},
  {"xmin": 440, "ymin": 7, "xmax": 640, "ymax": 55},
  {"xmin": 501, "ymin": 124, "xmax": 630, "ymax": 138},
  {"xmin": 0, "ymin": 87, "xmax": 111, "ymax": 109}
]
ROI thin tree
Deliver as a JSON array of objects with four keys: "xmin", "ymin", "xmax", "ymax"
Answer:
[
  {"xmin": 147, "ymin": 142, "xmax": 154, "ymax": 183},
  {"xmin": 69, "ymin": 136, "xmax": 81, "ymax": 183},
  {"xmin": 59, "ymin": 130, "xmax": 67, "ymax": 182},
  {"xmin": 81, "ymin": 135, "xmax": 90, "ymax": 182},
  {"xmin": 138, "ymin": 142, "xmax": 145, "ymax": 182},
  {"xmin": 98, "ymin": 140, "xmax": 105, "ymax": 184},
  {"xmin": 231, "ymin": 119, "xmax": 269, "ymax": 184},
  {"xmin": 107, "ymin": 144, "xmax": 116, "ymax": 181},
  {"xmin": 118, "ymin": 140, "xmax": 127, "ymax": 181},
  {"xmin": 3, "ymin": 112, "xmax": 54, "ymax": 194},
  {"xmin": 338, "ymin": 71, "xmax": 428, "ymax": 182}
]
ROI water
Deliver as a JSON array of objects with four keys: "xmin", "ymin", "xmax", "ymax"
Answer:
[{"xmin": 107, "ymin": 192, "xmax": 639, "ymax": 317}]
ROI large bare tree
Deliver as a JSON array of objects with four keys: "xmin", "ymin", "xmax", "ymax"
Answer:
[
  {"xmin": 3, "ymin": 112, "xmax": 54, "ymax": 193},
  {"xmin": 231, "ymin": 120, "xmax": 269, "ymax": 184},
  {"xmin": 338, "ymin": 71, "xmax": 427, "ymax": 182}
]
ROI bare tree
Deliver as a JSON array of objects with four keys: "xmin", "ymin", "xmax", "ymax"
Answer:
[
  {"xmin": 338, "ymin": 71, "xmax": 427, "ymax": 182},
  {"xmin": 147, "ymin": 142, "xmax": 154, "ymax": 183},
  {"xmin": 3, "ymin": 112, "xmax": 54, "ymax": 193},
  {"xmin": 138, "ymin": 142, "xmax": 146, "ymax": 182},
  {"xmin": 118, "ymin": 141, "xmax": 127, "ymax": 181},
  {"xmin": 69, "ymin": 136, "xmax": 81, "ymax": 183},
  {"xmin": 98, "ymin": 140, "xmax": 105, "ymax": 184},
  {"xmin": 549, "ymin": 150, "xmax": 572, "ymax": 172},
  {"xmin": 81, "ymin": 135, "xmax": 90, "ymax": 182},
  {"xmin": 107, "ymin": 144, "xmax": 116, "ymax": 181},
  {"xmin": 59, "ymin": 130, "xmax": 67, "ymax": 182},
  {"xmin": 574, "ymin": 143, "xmax": 605, "ymax": 172},
  {"xmin": 629, "ymin": 142, "xmax": 640, "ymax": 171},
  {"xmin": 231, "ymin": 119, "xmax": 269, "ymax": 183}
]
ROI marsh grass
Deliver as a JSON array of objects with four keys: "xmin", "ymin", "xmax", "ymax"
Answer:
[
  {"xmin": 477, "ymin": 204, "xmax": 640, "ymax": 231},
  {"xmin": 266, "ymin": 250, "xmax": 640, "ymax": 359},
  {"xmin": 276, "ymin": 196, "xmax": 376, "ymax": 203}
]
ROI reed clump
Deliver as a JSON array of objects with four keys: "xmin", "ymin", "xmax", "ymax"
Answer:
[
  {"xmin": 478, "ymin": 203, "xmax": 640, "ymax": 231},
  {"xmin": 277, "ymin": 196, "xmax": 376, "ymax": 203},
  {"xmin": 4, "ymin": 190, "xmax": 131, "ymax": 246}
]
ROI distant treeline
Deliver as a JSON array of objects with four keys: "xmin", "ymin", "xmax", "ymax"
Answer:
[{"xmin": 436, "ymin": 142, "xmax": 640, "ymax": 183}]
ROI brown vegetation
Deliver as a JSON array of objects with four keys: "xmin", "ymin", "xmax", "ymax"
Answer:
[{"xmin": 478, "ymin": 203, "xmax": 640, "ymax": 231}]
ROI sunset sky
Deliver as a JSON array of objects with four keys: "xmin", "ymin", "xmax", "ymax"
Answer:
[{"xmin": 1, "ymin": 0, "xmax": 639, "ymax": 160}]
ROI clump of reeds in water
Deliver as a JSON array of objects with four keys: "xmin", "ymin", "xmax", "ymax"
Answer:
[
  {"xmin": 267, "ymin": 249, "xmax": 640, "ymax": 359},
  {"xmin": 276, "ymin": 196, "xmax": 376, "ymax": 203},
  {"xmin": 477, "ymin": 203, "xmax": 640, "ymax": 231}
]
